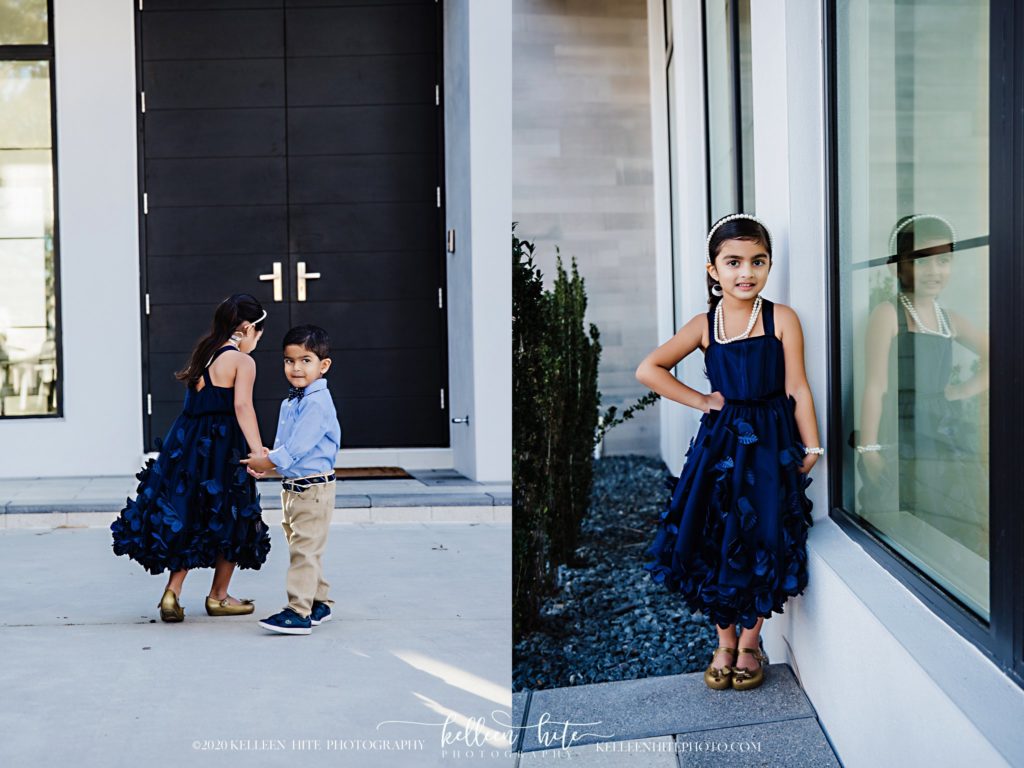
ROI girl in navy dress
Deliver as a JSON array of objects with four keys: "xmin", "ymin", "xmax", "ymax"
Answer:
[
  {"xmin": 111, "ymin": 294, "xmax": 272, "ymax": 622},
  {"xmin": 637, "ymin": 214, "xmax": 821, "ymax": 691}
]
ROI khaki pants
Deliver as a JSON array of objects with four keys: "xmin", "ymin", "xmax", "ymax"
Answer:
[{"xmin": 280, "ymin": 481, "xmax": 335, "ymax": 618}]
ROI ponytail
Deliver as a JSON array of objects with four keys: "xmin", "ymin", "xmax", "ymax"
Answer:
[{"xmin": 175, "ymin": 294, "xmax": 266, "ymax": 389}]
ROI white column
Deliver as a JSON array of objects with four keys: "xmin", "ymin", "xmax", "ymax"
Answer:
[{"xmin": 443, "ymin": 0, "xmax": 512, "ymax": 483}]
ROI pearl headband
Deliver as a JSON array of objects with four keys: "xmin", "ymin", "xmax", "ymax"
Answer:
[
  {"xmin": 887, "ymin": 214, "xmax": 956, "ymax": 258},
  {"xmin": 706, "ymin": 213, "xmax": 773, "ymax": 263}
]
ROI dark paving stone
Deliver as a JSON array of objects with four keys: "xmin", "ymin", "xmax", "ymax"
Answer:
[
  {"xmin": 406, "ymin": 468, "xmax": 478, "ymax": 486},
  {"xmin": 675, "ymin": 718, "xmax": 841, "ymax": 767},
  {"xmin": 512, "ymin": 692, "xmax": 529, "ymax": 752},
  {"xmin": 519, "ymin": 736, "xmax": 678, "ymax": 765},
  {"xmin": 520, "ymin": 665, "xmax": 813, "ymax": 752},
  {"xmin": 369, "ymin": 493, "xmax": 493, "ymax": 507},
  {"xmin": 6, "ymin": 500, "xmax": 122, "ymax": 514}
]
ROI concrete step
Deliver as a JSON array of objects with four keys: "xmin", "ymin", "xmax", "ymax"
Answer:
[{"xmin": 513, "ymin": 665, "xmax": 842, "ymax": 766}]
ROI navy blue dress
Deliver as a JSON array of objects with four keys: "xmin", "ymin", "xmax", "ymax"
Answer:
[
  {"xmin": 111, "ymin": 346, "xmax": 271, "ymax": 575},
  {"xmin": 643, "ymin": 299, "xmax": 814, "ymax": 629}
]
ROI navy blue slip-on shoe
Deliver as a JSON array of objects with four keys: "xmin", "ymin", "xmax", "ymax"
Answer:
[
  {"xmin": 310, "ymin": 601, "xmax": 332, "ymax": 626},
  {"xmin": 258, "ymin": 608, "xmax": 311, "ymax": 635}
]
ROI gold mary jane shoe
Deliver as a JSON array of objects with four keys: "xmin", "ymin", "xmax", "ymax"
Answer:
[
  {"xmin": 731, "ymin": 647, "xmax": 769, "ymax": 691},
  {"xmin": 205, "ymin": 595, "xmax": 255, "ymax": 616},
  {"xmin": 159, "ymin": 588, "xmax": 184, "ymax": 623},
  {"xmin": 703, "ymin": 647, "xmax": 737, "ymax": 690}
]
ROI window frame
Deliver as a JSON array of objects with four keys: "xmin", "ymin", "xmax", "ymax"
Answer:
[
  {"xmin": 0, "ymin": 0, "xmax": 63, "ymax": 420},
  {"xmin": 823, "ymin": 0, "xmax": 1024, "ymax": 689}
]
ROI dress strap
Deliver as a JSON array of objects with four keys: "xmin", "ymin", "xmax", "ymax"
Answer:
[
  {"xmin": 706, "ymin": 307, "xmax": 717, "ymax": 348},
  {"xmin": 761, "ymin": 298, "xmax": 775, "ymax": 338},
  {"xmin": 209, "ymin": 345, "xmax": 237, "ymax": 364}
]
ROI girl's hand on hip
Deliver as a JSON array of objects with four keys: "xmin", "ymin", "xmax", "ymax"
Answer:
[{"xmin": 704, "ymin": 391, "xmax": 725, "ymax": 413}]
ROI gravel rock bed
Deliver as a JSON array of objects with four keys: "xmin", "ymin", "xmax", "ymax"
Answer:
[{"xmin": 513, "ymin": 455, "xmax": 720, "ymax": 693}]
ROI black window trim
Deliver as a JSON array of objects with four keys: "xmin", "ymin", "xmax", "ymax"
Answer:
[
  {"xmin": 823, "ymin": 0, "xmax": 1024, "ymax": 689},
  {"xmin": 0, "ymin": 0, "xmax": 63, "ymax": 421}
]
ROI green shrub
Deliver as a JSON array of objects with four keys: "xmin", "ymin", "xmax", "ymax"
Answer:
[
  {"xmin": 513, "ymin": 225, "xmax": 658, "ymax": 634},
  {"xmin": 513, "ymin": 225, "xmax": 601, "ymax": 633}
]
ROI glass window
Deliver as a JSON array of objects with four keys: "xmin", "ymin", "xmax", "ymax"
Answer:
[
  {"xmin": 837, "ymin": 0, "xmax": 990, "ymax": 618},
  {"xmin": 0, "ymin": 0, "xmax": 48, "ymax": 46},
  {"xmin": 703, "ymin": 0, "xmax": 755, "ymax": 223},
  {"xmin": 0, "ymin": 3, "xmax": 59, "ymax": 418}
]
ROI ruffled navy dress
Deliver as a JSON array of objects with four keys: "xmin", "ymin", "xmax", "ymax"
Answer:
[
  {"xmin": 643, "ymin": 298, "xmax": 814, "ymax": 629},
  {"xmin": 111, "ymin": 346, "xmax": 271, "ymax": 575}
]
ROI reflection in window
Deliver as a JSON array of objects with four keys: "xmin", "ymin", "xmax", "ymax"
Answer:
[
  {"xmin": 704, "ymin": 0, "xmax": 754, "ymax": 222},
  {"xmin": 0, "ymin": 9, "xmax": 59, "ymax": 417},
  {"xmin": 0, "ymin": 0, "xmax": 48, "ymax": 46},
  {"xmin": 838, "ymin": 0, "xmax": 990, "ymax": 618}
]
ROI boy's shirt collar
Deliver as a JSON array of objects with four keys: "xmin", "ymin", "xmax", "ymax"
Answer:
[{"xmin": 292, "ymin": 378, "xmax": 328, "ymax": 397}]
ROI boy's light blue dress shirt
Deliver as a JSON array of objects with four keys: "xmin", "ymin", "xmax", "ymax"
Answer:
[{"xmin": 267, "ymin": 378, "xmax": 342, "ymax": 479}]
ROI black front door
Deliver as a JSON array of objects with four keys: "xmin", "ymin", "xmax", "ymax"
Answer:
[{"xmin": 137, "ymin": 0, "xmax": 448, "ymax": 452}]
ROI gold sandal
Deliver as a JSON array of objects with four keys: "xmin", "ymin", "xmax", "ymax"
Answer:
[
  {"xmin": 703, "ymin": 647, "xmax": 737, "ymax": 690},
  {"xmin": 205, "ymin": 595, "xmax": 255, "ymax": 616},
  {"xmin": 159, "ymin": 588, "xmax": 184, "ymax": 623},
  {"xmin": 731, "ymin": 647, "xmax": 769, "ymax": 690}
]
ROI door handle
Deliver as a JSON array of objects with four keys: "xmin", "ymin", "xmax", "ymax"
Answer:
[
  {"xmin": 297, "ymin": 261, "xmax": 321, "ymax": 302},
  {"xmin": 259, "ymin": 262, "xmax": 283, "ymax": 302}
]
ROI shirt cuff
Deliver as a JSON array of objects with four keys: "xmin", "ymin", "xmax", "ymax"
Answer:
[{"xmin": 267, "ymin": 445, "xmax": 295, "ymax": 471}]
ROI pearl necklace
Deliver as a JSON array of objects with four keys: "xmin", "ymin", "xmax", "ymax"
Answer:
[
  {"xmin": 898, "ymin": 292, "xmax": 951, "ymax": 338},
  {"xmin": 714, "ymin": 294, "xmax": 763, "ymax": 344}
]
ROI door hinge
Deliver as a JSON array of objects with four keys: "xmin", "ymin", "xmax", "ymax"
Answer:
[
  {"xmin": 435, "ymin": 84, "xmax": 440, "ymax": 106},
  {"xmin": 140, "ymin": 91, "xmax": 146, "ymax": 113},
  {"xmin": 145, "ymin": 293, "xmax": 150, "ymax": 315},
  {"xmin": 436, "ymin": 187, "xmax": 441, "ymax": 208},
  {"xmin": 438, "ymin": 287, "xmax": 443, "ymax": 309},
  {"xmin": 440, "ymin": 388, "xmax": 445, "ymax": 410},
  {"xmin": 143, "ymin": 192, "xmax": 148, "ymax": 214},
  {"xmin": 147, "ymin": 393, "xmax": 152, "ymax": 415}
]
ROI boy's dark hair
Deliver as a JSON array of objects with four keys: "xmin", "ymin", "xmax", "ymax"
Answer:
[{"xmin": 283, "ymin": 324, "xmax": 331, "ymax": 360}]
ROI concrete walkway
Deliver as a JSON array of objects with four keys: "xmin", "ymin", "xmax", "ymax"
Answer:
[
  {"xmin": 512, "ymin": 666, "xmax": 842, "ymax": 767},
  {"xmin": 0, "ymin": 523, "xmax": 512, "ymax": 767},
  {"xmin": 0, "ymin": 469, "xmax": 511, "ymax": 527}
]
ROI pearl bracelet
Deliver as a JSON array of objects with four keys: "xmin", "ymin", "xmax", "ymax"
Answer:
[
  {"xmin": 803, "ymin": 446, "xmax": 824, "ymax": 455},
  {"xmin": 855, "ymin": 444, "xmax": 882, "ymax": 453}
]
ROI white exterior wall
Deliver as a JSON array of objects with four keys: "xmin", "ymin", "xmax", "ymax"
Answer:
[
  {"xmin": 0, "ymin": 0, "xmax": 512, "ymax": 483},
  {"xmin": 443, "ymin": 0, "xmax": 512, "ymax": 483},
  {"xmin": 0, "ymin": 0, "xmax": 143, "ymax": 478},
  {"xmin": 652, "ymin": 0, "xmax": 1024, "ymax": 765}
]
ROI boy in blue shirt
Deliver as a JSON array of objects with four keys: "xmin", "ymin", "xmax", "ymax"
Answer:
[{"xmin": 243, "ymin": 325, "xmax": 342, "ymax": 635}]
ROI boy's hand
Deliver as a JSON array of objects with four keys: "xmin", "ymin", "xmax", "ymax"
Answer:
[{"xmin": 242, "ymin": 449, "xmax": 275, "ymax": 473}]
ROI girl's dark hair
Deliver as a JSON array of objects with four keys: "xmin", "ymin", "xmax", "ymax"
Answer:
[
  {"xmin": 283, "ymin": 324, "xmax": 331, "ymax": 362},
  {"xmin": 175, "ymin": 293, "xmax": 266, "ymax": 388},
  {"xmin": 706, "ymin": 215, "xmax": 773, "ymax": 309},
  {"xmin": 890, "ymin": 215, "xmax": 955, "ymax": 292}
]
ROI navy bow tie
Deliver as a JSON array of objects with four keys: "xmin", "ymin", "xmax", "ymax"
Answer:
[{"xmin": 287, "ymin": 386, "xmax": 305, "ymax": 401}]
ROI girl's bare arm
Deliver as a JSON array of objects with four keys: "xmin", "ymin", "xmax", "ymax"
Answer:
[
  {"xmin": 858, "ymin": 303, "xmax": 896, "ymax": 445},
  {"xmin": 947, "ymin": 309, "xmax": 989, "ymax": 400},
  {"xmin": 776, "ymin": 304, "xmax": 821, "ymax": 449},
  {"xmin": 635, "ymin": 313, "xmax": 715, "ymax": 413},
  {"xmin": 231, "ymin": 355, "xmax": 264, "ymax": 454}
]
